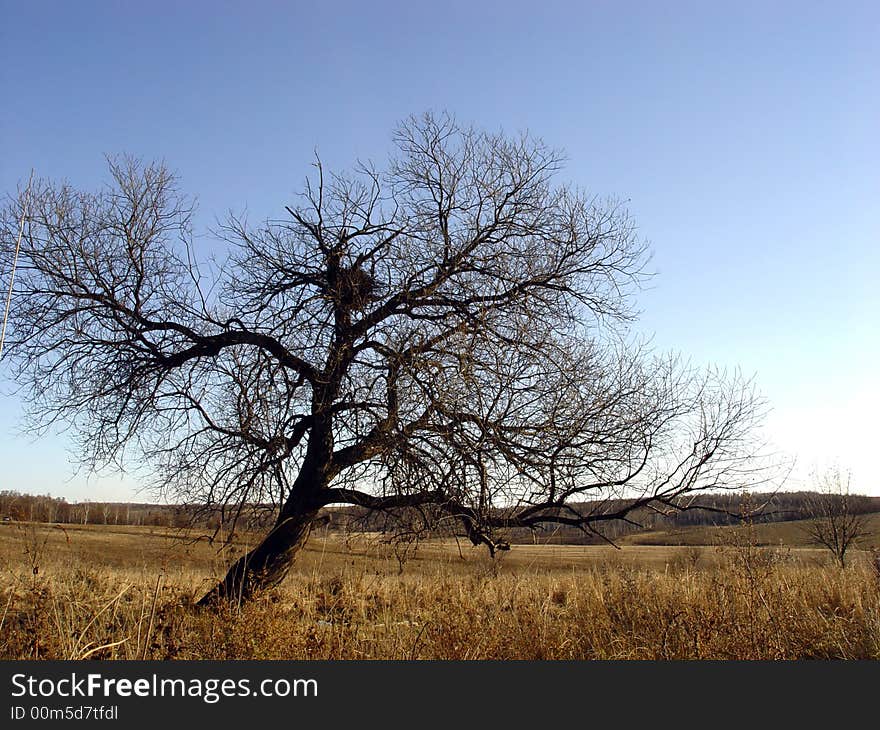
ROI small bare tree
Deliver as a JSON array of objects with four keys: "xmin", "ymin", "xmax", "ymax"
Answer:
[
  {"xmin": 1, "ymin": 113, "xmax": 771, "ymax": 606},
  {"xmin": 803, "ymin": 467, "xmax": 868, "ymax": 568}
]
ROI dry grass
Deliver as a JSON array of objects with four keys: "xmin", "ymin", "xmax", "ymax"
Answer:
[{"xmin": 1, "ymin": 521, "xmax": 878, "ymax": 660}]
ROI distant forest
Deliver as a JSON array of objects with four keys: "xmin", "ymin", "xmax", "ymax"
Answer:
[{"xmin": 2, "ymin": 489, "xmax": 878, "ymax": 545}]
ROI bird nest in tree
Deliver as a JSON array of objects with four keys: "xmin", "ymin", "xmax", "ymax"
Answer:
[{"xmin": 335, "ymin": 265, "xmax": 377, "ymax": 311}]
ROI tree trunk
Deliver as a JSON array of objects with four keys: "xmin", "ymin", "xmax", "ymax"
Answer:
[
  {"xmin": 197, "ymin": 417, "xmax": 335, "ymax": 607},
  {"xmin": 196, "ymin": 507, "xmax": 319, "ymax": 606}
]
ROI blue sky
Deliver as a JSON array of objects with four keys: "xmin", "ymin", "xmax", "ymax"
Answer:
[{"xmin": 1, "ymin": 1, "xmax": 877, "ymax": 500}]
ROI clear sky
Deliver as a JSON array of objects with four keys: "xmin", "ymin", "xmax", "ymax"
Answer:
[{"xmin": 1, "ymin": 1, "xmax": 877, "ymax": 500}]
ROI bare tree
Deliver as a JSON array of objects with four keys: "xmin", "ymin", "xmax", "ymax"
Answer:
[
  {"xmin": 803, "ymin": 467, "xmax": 869, "ymax": 568},
  {"xmin": 1, "ymin": 113, "xmax": 768, "ymax": 606}
]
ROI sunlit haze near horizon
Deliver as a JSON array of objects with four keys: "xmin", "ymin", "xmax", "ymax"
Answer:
[{"xmin": 1, "ymin": 1, "xmax": 877, "ymax": 501}]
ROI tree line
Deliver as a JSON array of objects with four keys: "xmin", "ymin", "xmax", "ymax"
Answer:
[
  {"xmin": 3, "ymin": 489, "xmax": 876, "ymax": 541},
  {"xmin": 0, "ymin": 491, "xmax": 194, "ymax": 527}
]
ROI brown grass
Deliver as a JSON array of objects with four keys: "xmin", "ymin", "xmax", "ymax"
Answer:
[{"xmin": 1, "ymin": 521, "xmax": 878, "ymax": 660}]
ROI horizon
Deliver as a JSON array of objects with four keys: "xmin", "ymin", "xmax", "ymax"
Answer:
[
  {"xmin": 3, "ymin": 486, "xmax": 879, "ymax": 508},
  {"xmin": 1, "ymin": 1, "xmax": 877, "ymax": 499}
]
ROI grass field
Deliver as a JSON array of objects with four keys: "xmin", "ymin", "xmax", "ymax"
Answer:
[
  {"xmin": 620, "ymin": 512, "xmax": 880, "ymax": 549},
  {"xmin": 1, "ymin": 520, "xmax": 878, "ymax": 660}
]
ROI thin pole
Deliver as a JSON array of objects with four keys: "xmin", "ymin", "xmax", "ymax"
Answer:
[{"xmin": 0, "ymin": 169, "xmax": 34, "ymax": 359}]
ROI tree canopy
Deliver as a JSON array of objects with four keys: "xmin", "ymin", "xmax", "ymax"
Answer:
[{"xmin": 1, "ymin": 113, "xmax": 766, "ymax": 602}]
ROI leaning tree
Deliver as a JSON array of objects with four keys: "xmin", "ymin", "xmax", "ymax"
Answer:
[{"xmin": 0, "ymin": 113, "xmax": 766, "ymax": 605}]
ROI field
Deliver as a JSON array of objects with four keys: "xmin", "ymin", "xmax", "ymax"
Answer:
[{"xmin": 1, "ymin": 519, "xmax": 879, "ymax": 660}]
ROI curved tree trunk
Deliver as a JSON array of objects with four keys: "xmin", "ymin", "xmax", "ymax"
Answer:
[
  {"xmin": 197, "ymin": 415, "xmax": 337, "ymax": 607},
  {"xmin": 197, "ymin": 508, "xmax": 320, "ymax": 606}
]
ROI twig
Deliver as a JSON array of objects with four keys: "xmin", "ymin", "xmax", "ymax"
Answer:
[
  {"xmin": 0, "ymin": 169, "xmax": 34, "ymax": 359},
  {"xmin": 141, "ymin": 573, "xmax": 163, "ymax": 659},
  {"xmin": 0, "ymin": 591, "xmax": 13, "ymax": 637},
  {"xmin": 78, "ymin": 638, "xmax": 129, "ymax": 660},
  {"xmin": 69, "ymin": 584, "xmax": 131, "ymax": 659}
]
